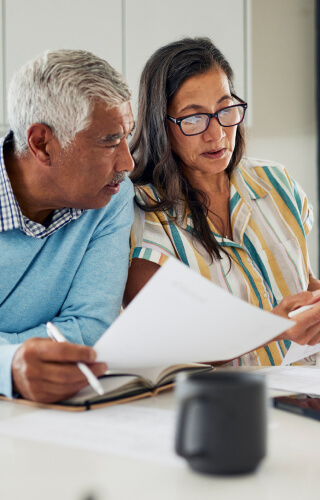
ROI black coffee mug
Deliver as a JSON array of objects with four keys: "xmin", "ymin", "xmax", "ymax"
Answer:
[{"xmin": 175, "ymin": 370, "xmax": 267, "ymax": 475}]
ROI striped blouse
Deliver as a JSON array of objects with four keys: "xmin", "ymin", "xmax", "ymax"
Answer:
[{"xmin": 130, "ymin": 157, "xmax": 314, "ymax": 366}]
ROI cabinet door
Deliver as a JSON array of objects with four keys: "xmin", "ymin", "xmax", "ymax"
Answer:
[
  {"xmin": 3, "ymin": 0, "xmax": 123, "ymax": 124},
  {"xmin": 125, "ymin": 0, "xmax": 247, "ymax": 113}
]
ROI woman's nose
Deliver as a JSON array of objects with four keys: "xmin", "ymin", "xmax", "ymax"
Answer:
[{"xmin": 202, "ymin": 117, "xmax": 225, "ymax": 142}]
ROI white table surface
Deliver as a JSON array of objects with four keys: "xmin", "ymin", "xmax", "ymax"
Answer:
[{"xmin": 0, "ymin": 388, "xmax": 319, "ymax": 500}]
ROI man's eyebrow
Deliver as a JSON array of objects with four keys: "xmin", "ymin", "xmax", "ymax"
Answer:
[
  {"xmin": 179, "ymin": 95, "xmax": 233, "ymax": 114},
  {"xmin": 99, "ymin": 133, "xmax": 124, "ymax": 143},
  {"xmin": 99, "ymin": 123, "xmax": 135, "ymax": 142}
]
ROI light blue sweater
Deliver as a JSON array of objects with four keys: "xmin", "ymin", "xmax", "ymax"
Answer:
[{"xmin": 0, "ymin": 176, "xmax": 134, "ymax": 397}]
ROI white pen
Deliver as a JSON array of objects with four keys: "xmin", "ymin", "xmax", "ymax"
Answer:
[
  {"xmin": 288, "ymin": 304, "xmax": 315, "ymax": 318},
  {"xmin": 46, "ymin": 322, "xmax": 104, "ymax": 396}
]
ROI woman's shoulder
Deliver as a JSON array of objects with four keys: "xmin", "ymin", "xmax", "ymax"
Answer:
[
  {"xmin": 239, "ymin": 156, "xmax": 288, "ymax": 173},
  {"xmin": 238, "ymin": 156, "xmax": 292, "ymax": 185},
  {"xmin": 133, "ymin": 183, "xmax": 163, "ymax": 206}
]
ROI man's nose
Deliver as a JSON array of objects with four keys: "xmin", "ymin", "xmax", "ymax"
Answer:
[{"xmin": 115, "ymin": 140, "xmax": 135, "ymax": 172}]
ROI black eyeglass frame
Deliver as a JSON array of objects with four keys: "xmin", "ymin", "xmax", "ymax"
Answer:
[{"xmin": 167, "ymin": 94, "xmax": 248, "ymax": 136}]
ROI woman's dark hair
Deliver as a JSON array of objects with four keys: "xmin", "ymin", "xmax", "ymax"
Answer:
[{"xmin": 130, "ymin": 37, "xmax": 246, "ymax": 262}]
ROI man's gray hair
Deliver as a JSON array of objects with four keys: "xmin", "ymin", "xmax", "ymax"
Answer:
[{"xmin": 7, "ymin": 49, "xmax": 131, "ymax": 154}]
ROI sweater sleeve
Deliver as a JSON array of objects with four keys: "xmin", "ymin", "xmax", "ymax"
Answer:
[
  {"xmin": 0, "ymin": 179, "xmax": 134, "ymax": 397},
  {"xmin": 0, "ymin": 341, "xmax": 21, "ymax": 397}
]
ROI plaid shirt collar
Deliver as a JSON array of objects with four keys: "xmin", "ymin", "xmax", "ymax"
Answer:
[{"xmin": 0, "ymin": 132, "xmax": 84, "ymax": 238}]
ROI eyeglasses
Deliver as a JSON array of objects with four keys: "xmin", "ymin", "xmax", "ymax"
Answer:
[{"xmin": 167, "ymin": 95, "xmax": 247, "ymax": 136}]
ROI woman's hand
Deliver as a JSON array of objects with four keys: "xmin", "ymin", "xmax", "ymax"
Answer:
[{"xmin": 272, "ymin": 290, "xmax": 320, "ymax": 345}]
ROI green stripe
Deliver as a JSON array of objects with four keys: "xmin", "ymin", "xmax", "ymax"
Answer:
[
  {"xmin": 230, "ymin": 191, "xmax": 240, "ymax": 213},
  {"xmin": 243, "ymin": 179, "xmax": 260, "ymax": 199},
  {"xmin": 169, "ymin": 223, "xmax": 189, "ymax": 265},
  {"xmin": 263, "ymin": 167, "xmax": 305, "ymax": 237},
  {"xmin": 143, "ymin": 248, "xmax": 152, "ymax": 259},
  {"xmin": 143, "ymin": 239, "xmax": 176, "ymax": 257},
  {"xmin": 292, "ymin": 179, "xmax": 302, "ymax": 213},
  {"xmin": 284, "ymin": 340, "xmax": 292, "ymax": 351},
  {"xmin": 243, "ymin": 234, "xmax": 277, "ymax": 307},
  {"xmin": 278, "ymin": 341, "xmax": 285, "ymax": 358},
  {"xmin": 264, "ymin": 344, "xmax": 275, "ymax": 365},
  {"xmin": 231, "ymin": 248, "xmax": 263, "ymax": 308}
]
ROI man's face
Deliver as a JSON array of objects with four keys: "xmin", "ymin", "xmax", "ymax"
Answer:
[{"xmin": 48, "ymin": 100, "xmax": 134, "ymax": 210}]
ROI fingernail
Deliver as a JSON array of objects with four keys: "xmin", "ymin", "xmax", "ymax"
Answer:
[{"xmin": 312, "ymin": 290, "xmax": 320, "ymax": 297}]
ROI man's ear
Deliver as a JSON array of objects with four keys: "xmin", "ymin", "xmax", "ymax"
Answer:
[{"xmin": 27, "ymin": 124, "xmax": 55, "ymax": 165}]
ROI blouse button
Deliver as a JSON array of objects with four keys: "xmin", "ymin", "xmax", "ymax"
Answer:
[{"xmin": 263, "ymin": 292, "xmax": 268, "ymax": 298}]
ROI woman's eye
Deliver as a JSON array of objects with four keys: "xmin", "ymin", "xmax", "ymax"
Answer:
[
  {"xmin": 219, "ymin": 107, "xmax": 232, "ymax": 117},
  {"xmin": 184, "ymin": 115, "xmax": 203, "ymax": 125}
]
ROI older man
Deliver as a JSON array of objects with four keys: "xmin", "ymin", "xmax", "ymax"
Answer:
[{"xmin": 0, "ymin": 49, "xmax": 135, "ymax": 403}]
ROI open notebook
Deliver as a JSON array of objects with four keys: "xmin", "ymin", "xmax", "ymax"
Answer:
[{"xmin": 0, "ymin": 363, "xmax": 212, "ymax": 412}]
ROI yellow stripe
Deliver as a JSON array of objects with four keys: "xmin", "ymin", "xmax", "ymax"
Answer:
[
  {"xmin": 231, "ymin": 250, "xmax": 261, "ymax": 308},
  {"xmin": 194, "ymin": 252, "xmax": 211, "ymax": 280},
  {"xmin": 256, "ymin": 168, "xmax": 304, "ymax": 239},
  {"xmin": 256, "ymin": 341, "xmax": 283, "ymax": 366},
  {"xmin": 129, "ymin": 230, "xmax": 136, "ymax": 260},
  {"xmin": 249, "ymin": 218, "xmax": 291, "ymax": 297}
]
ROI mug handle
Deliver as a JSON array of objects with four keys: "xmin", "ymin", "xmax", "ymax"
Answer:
[{"xmin": 175, "ymin": 396, "xmax": 207, "ymax": 459}]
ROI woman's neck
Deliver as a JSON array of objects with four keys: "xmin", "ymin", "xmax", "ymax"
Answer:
[{"xmin": 185, "ymin": 170, "xmax": 230, "ymax": 198}]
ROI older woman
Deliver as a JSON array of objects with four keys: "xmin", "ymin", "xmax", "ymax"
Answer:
[{"xmin": 124, "ymin": 37, "xmax": 320, "ymax": 366}]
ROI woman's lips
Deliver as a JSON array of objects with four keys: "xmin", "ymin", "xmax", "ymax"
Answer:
[{"xmin": 202, "ymin": 148, "xmax": 226, "ymax": 159}]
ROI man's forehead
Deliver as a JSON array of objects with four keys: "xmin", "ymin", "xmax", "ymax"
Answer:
[
  {"xmin": 85, "ymin": 101, "xmax": 134, "ymax": 138},
  {"xmin": 93, "ymin": 100, "xmax": 133, "ymax": 120}
]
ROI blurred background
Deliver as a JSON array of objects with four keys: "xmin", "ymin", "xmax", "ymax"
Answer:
[{"xmin": 0, "ymin": 0, "xmax": 317, "ymax": 273}]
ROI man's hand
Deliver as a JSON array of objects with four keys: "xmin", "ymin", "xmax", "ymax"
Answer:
[
  {"xmin": 272, "ymin": 291, "xmax": 320, "ymax": 346},
  {"xmin": 12, "ymin": 338, "xmax": 107, "ymax": 403}
]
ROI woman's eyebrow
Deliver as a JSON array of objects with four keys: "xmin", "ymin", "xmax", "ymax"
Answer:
[{"xmin": 178, "ymin": 95, "xmax": 233, "ymax": 114}]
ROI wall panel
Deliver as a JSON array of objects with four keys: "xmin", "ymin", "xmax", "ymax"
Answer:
[
  {"xmin": 125, "ymin": 0, "xmax": 246, "ymax": 113},
  {"xmin": 3, "ymin": 0, "xmax": 123, "ymax": 125}
]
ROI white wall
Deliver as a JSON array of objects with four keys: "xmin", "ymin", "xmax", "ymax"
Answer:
[
  {"xmin": 0, "ymin": 0, "xmax": 318, "ymax": 273},
  {"xmin": 247, "ymin": 0, "xmax": 318, "ymax": 274},
  {"xmin": 0, "ymin": 0, "xmax": 248, "ymax": 130}
]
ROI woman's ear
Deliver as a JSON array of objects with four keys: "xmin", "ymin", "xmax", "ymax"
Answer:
[{"xmin": 27, "ymin": 124, "xmax": 55, "ymax": 165}]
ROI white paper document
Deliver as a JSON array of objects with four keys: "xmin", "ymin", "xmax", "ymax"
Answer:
[
  {"xmin": 0, "ymin": 406, "xmax": 184, "ymax": 467},
  {"xmin": 281, "ymin": 342, "xmax": 320, "ymax": 366},
  {"xmin": 257, "ymin": 366, "xmax": 320, "ymax": 395},
  {"xmin": 95, "ymin": 258, "xmax": 293, "ymax": 370}
]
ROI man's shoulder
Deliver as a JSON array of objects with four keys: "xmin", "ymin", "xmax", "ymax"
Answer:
[
  {"xmin": 92, "ymin": 176, "xmax": 134, "ymax": 218},
  {"xmin": 60, "ymin": 177, "xmax": 134, "ymax": 237}
]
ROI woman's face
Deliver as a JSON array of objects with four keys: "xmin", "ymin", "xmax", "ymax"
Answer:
[{"xmin": 167, "ymin": 67, "xmax": 238, "ymax": 179}]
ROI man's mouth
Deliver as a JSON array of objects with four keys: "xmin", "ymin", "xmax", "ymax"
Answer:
[{"xmin": 107, "ymin": 172, "xmax": 128, "ymax": 187}]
